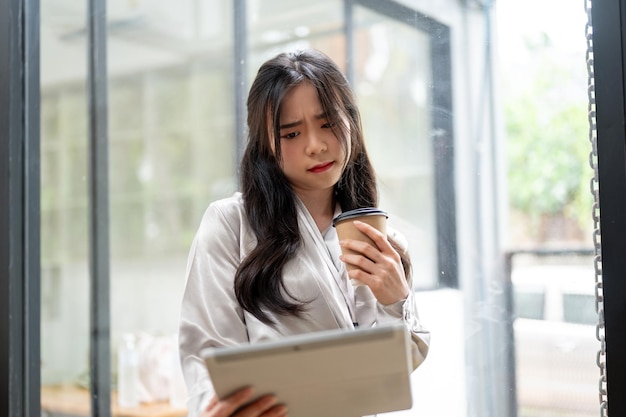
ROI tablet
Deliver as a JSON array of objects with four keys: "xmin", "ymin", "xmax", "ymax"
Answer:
[{"xmin": 201, "ymin": 325, "xmax": 413, "ymax": 417}]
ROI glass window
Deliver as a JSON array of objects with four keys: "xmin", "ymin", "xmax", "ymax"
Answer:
[
  {"xmin": 248, "ymin": 0, "xmax": 345, "ymax": 77},
  {"xmin": 37, "ymin": 1, "xmax": 601, "ymax": 417},
  {"xmin": 40, "ymin": 0, "xmax": 91, "ymax": 398},
  {"xmin": 107, "ymin": 1, "xmax": 237, "ymax": 410},
  {"xmin": 514, "ymin": 288, "xmax": 545, "ymax": 320},
  {"xmin": 352, "ymin": 4, "xmax": 438, "ymax": 289},
  {"xmin": 563, "ymin": 293, "xmax": 596, "ymax": 326},
  {"xmin": 41, "ymin": 0, "xmax": 237, "ymax": 414}
]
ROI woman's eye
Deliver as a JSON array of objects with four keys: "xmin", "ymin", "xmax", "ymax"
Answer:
[
  {"xmin": 281, "ymin": 131, "xmax": 299, "ymax": 139},
  {"xmin": 322, "ymin": 121, "xmax": 335, "ymax": 129}
]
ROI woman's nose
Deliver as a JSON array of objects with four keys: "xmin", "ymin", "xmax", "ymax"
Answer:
[{"xmin": 305, "ymin": 131, "xmax": 327, "ymax": 155}]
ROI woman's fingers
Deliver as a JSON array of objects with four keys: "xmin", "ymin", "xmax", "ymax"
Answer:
[
  {"xmin": 348, "ymin": 266, "xmax": 409, "ymax": 305},
  {"xmin": 338, "ymin": 221, "xmax": 409, "ymax": 305},
  {"xmin": 206, "ymin": 387, "xmax": 254, "ymax": 416},
  {"xmin": 352, "ymin": 221, "xmax": 396, "ymax": 254},
  {"xmin": 243, "ymin": 397, "xmax": 288, "ymax": 417},
  {"xmin": 338, "ymin": 222, "xmax": 399, "ymax": 267},
  {"xmin": 204, "ymin": 389, "xmax": 287, "ymax": 417}
]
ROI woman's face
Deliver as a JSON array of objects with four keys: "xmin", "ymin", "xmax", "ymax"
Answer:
[{"xmin": 271, "ymin": 82, "xmax": 349, "ymax": 198}]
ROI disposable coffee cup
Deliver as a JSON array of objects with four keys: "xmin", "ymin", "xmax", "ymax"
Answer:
[{"xmin": 332, "ymin": 208, "xmax": 388, "ymax": 286}]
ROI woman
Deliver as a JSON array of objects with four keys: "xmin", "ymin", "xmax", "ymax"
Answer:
[{"xmin": 179, "ymin": 49, "xmax": 430, "ymax": 417}]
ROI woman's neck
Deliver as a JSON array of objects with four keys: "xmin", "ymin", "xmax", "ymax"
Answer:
[{"xmin": 296, "ymin": 189, "xmax": 335, "ymax": 232}]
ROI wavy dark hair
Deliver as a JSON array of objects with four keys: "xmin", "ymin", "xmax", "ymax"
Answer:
[{"xmin": 235, "ymin": 49, "xmax": 410, "ymax": 324}]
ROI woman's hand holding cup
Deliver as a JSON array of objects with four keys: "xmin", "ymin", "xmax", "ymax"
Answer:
[{"xmin": 334, "ymin": 208, "xmax": 410, "ymax": 305}]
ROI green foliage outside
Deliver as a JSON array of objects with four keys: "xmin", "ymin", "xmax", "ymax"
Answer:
[{"xmin": 505, "ymin": 36, "xmax": 592, "ymax": 239}]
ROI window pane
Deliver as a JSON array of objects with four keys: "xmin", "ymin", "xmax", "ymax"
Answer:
[
  {"xmin": 514, "ymin": 289, "xmax": 545, "ymax": 320},
  {"xmin": 40, "ymin": 1, "xmax": 92, "ymax": 414},
  {"xmin": 509, "ymin": 256, "xmax": 598, "ymax": 417},
  {"xmin": 499, "ymin": 0, "xmax": 598, "ymax": 413},
  {"xmin": 563, "ymin": 293, "xmax": 596, "ymax": 326},
  {"xmin": 248, "ymin": 0, "xmax": 345, "ymax": 76},
  {"xmin": 353, "ymin": 5, "xmax": 437, "ymax": 289},
  {"xmin": 41, "ymin": 0, "xmax": 237, "ymax": 415},
  {"xmin": 108, "ymin": 0, "xmax": 236, "ymax": 412},
  {"xmin": 38, "ymin": 1, "xmax": 601, "ymax": 417}
]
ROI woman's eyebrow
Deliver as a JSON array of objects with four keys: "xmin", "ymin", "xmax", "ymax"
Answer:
[
  {"xmin": 279, "ymin": 112, "xmax": 328, "ymax": 130},
  {"xmin": 279, "ymin": 120, "xmax": 302, "ymax": 130}
]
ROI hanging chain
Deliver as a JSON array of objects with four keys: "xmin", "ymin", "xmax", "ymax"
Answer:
[{"xmin": 584, "ymin": 0, "xmax": 608, "ymax": 415}]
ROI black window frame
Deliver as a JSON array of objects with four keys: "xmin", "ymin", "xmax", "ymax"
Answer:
[
  {"xmin": 591, "ymin": 1, "xmax": 626, "ymax": 415},
  {"xmin": 1, "ymin": 0, "xmax": 41, "ymax": 416}
]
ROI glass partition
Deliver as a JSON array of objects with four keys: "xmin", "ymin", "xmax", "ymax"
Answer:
[
  {"xmin": 498, "ymin": 1, "xmax": 596, "ymax": 415},
  {"xmin": 107, "ymin": 0, "xmax": 237, "ymax": 411},
  {"xmin": 38, "ymin": 1, "xmax": 600, "ymax": 416},
  {"xmin": 352, "ymin": 4, "xmax": 438, "ymax": 289},
  {"xmin": 40, "ymin": 0, "xmax": 92, "ymax": 410}
]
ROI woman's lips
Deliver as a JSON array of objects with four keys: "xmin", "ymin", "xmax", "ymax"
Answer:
[{"xmin": 308, "ymin": 161, "xmax": 334, "ymax": 173}]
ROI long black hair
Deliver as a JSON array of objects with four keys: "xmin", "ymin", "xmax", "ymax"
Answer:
[{"xmin": 235, "ymin": 49, "xmax": 408, "ymax": 324}]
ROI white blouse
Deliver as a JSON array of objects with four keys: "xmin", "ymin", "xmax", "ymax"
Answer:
[{"xmin": 178, "ymin": 193, "xmax": 430, "ymax": 416}]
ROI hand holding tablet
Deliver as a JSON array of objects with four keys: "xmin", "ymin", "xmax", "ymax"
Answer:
[
  {"xmin": 202, "ymin": 325, "xmax": 413, "ymax": 417},
  {"xmin": 201, "ymin": 387, "xmax": 287, "ymax": 417}
]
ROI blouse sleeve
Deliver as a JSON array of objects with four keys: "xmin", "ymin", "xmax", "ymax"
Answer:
[
  {"xmin": 178, "ymin": 201, "xmax": 249, "ymax": 416},
  {"xmin": 377, "ymin": 291, "xmax": 431, "ymax": 370},
  {"xmin": 377, "ymin": 226, "xmax": 431, "ymax": 370}
]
